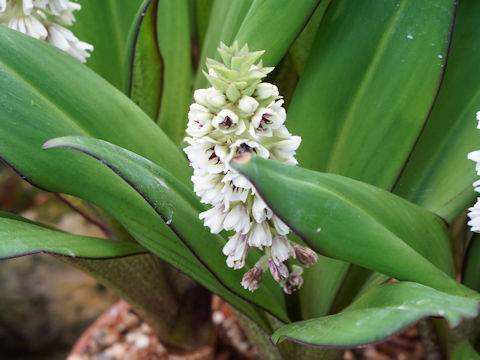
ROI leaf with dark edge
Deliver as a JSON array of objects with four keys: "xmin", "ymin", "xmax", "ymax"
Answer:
[
  {"xmin": 0, "ymin": 214, "xmax": 145, "ymax": 260},
  {"xmin": 0, "ymin": 212, "xmax": 212, "ymax": 348},
  {"xmin": 271, "ymin": 282, "xmax": 479, "ymax": 348},
  {"xmin": 234, "ymin": 0, "xmax": 322, "ymax": 67},
  {"xmin": 393, "ymin": 0, "xmax": 480, "ymax": 221},
  {"xmin": 42, "ymin": 136, "xmax": 290, "ymax": 324},
  {"xmin": 0, "ymin": 28, "xmax": 272, "ymax": 330},
  {"xmin": 231, "ymin": 154, "xmax": 479, "ymax": 299},
  {"xmin": 72, "ymin": 0, "xmax": 150, "ymax": 92},
  {"xmin": 128, "ymin": 0, "xmax": 163, "ymax": 121},
  {"xmin": 155, "ymin": 0, "xmax": 193, "ymax": 144},
  {"xmin": 288, "ymin": 0, "xmax": 456, "ymax": 189}
]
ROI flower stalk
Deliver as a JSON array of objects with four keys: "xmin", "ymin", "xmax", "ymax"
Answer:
[{"xmin": 184, "ymin": 42, "xmax": 318, "ymax": 293}]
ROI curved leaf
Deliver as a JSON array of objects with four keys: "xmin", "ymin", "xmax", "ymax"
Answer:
[
  {"xmin": 0, "ymin": 212, "xmax": 212, "ymax": 348},
  {"xmin": 0, "ymin": 214, "xmax": 145, "ymax": 259},
  {"xmin": 393, "ymin": 0, "xmax": 480, "ymax": 221},
  {"xmin": 0, "ymin": 28, "xmax": 272, "ymax": 329},
  {"xmin": 231, "ymin": 155, "xmax": 478, "ymax": 298},
  {"xmin": 72, "ymin": 0, "xmax": 149, "ymax": 91},
  {"xmin": 156, "ymin": 0, "xmax": 193, "ymax": 143},
  {"xmin": 452, "ymin": 341, "xmax": 480, "ymax": 360},
  {"xmin": 288, "ymin": 0, "xmax": 456, "ymax": 189},
  {"xmin": 129, "ymin": 0, "xmax": 163, "ymax": 121},
  {"xmin": 194, "ymin": 0, "xmax": 253, "ymax": 89},
  {"xmin": 234, "ymin": 0, "xmax": 321, "ymax": 66},
  {"xmin": 464, "ymin": 236, "xmax": 480, "ymax": 293},
  {"xmin": 271, "ymin": 282, "xmax": 479, "ymax": 348},
  {"xmin": 43, "ymin": 135, "xmax": 290, "ymax": 323}
]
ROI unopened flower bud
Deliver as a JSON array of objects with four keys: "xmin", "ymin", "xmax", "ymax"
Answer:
[
  {"xmin": 238, "ymin": 95, "xmax": 259, "ymax": 114},
  {"xmin": 294, "ymin": 244, "xmax": 318, "ymax": 267},
  {"xmin": 282, "ymin": 273, "xmax": 304, "ymax": 294},
  {"xmin": 255, "ymin": 83, "xmax": 279, "ymax": 100},
  {"xmin": 241, "ymin": 265, "xmax": 263, "ymax": 292},
  {"xmin": 268, "ymin": 258, "xmax": 288, "ymax": 282}
]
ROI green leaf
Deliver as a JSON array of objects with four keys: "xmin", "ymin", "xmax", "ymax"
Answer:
[
  {"xmin": 194, "ymin": 0, "xmax": 253, "ymax": 89},
  {"xmin": 0, "ymin": 28, "xmax": 272, "ymax": 330},
  {"xmin": 235, "ymin": 0, "xmax": 321, "ymax": 67},
  {"xmin": 0, "ymin": 212, "xmax": 211, "ymax": 349},
  {"xmin": 271, "ymin": 282, "xmax": 480, "ymax": 347},
  {"xmin": 72, "ymin": 0, "xmax": 149, "ymax": 91},
  {"xmin": 156, "ymin": 0, "xmax": 193, "ymax": 144},
  {"xmin": 231, "ymin": 155, "xmax": 478, "ymax": 298},
  {"xmin": 43, "ymin": 135, "xmax": 290, "ymax": 323},
  {"xmin": 0, "ymin": 214, "xmax": 145, "ymax": 259},
  {"xmin": 452, "ymin": 341, "xmax": 480, "ymax": 360},
  {"xmin": 193, "ymin": 0, "xmax": 214, "ymax": 52},
  {"xmin": 129, "ymin": 0, "xmax": 163, "ymax": 120},
  {"xmin": 289, "ymin": 0, "xmax": 332, "ymax": 76},
  {"xmin": 393, "ymin": 0, "xmax": 480, "ymax": 221},
  {"xmin": 464, "ymin": 236, "xmax": 480, "ymax": 293},
  {"xmin": 288, "ymin": 0, "xmax": 456, "ymax": 189}
]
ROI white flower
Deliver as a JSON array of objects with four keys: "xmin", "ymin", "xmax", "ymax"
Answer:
[
  {"xmin": 271, "ymin": 235, "xmax": 295, "ymax": 265},
  {"xmin": 223, "ymin": 233, "xmax": 248, "ymax": 270},
  {"xmin": 272, "ymin": 214, "xmax": 290, "ymax": 235},
  {"xmin": 254, "ymin": 82, "xmax": 279, "ymax": 101},
  {"xmin": 47, "ymin": 23, "xmax": 93, "ymax": 62},
  {"xmin": 8, "ymin": 14, "xmax": 47, "ymax": 39},
  {"xmin": 248, "ymin": 221, "xmax": 272, "ymax": 248},
  {"xmin": 212, "ymin": 109, "xmax": 241, "ymax": 134},
  {"xmin": 223, "ymin": 204, "xmax": 250, "ymax": 234},
  {"xmin": 252, "ymin": 195, "xmax": 271, "ymax": 223},
  {"xmin": 468, "ymin": 111, "xmax": 480, "ymax": 233},
  {"xmin": 468, "ymin": 199, "xmax": 480, "ymax": 233},
  {"xmin": 0, "ymin": 0, "xmax": 92, "ymax": 62},
  {"xmin": 199, "ymin": 205, "xmax": 228, "ymax": 234},
  {"xmin": 194, "ymin": 87, "xmax": 227, "ymax": 109},
  {"xmin": 237, "ymin": 95, "xmax": 259, "ymax": 114},
  {"xmin": 185, "ymin": 42, "xmax": 317, "ymax": 293}
]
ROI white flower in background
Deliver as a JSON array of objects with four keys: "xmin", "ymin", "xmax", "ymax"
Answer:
[
  {"xmin": 0, "ymin": 0, "xmax": 92, "ymax": 62},
  {"xmin": 184, "ymin": 42, "xmax": 318, "ymax": 293},
  {"xmin": 467, "ymin": 111, "xmax": 480, "ymax": 232}
]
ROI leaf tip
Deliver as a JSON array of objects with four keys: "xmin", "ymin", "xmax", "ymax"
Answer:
[{"xmin": 232, "ymin": 151, "xmax": 251, "ymax": 164}]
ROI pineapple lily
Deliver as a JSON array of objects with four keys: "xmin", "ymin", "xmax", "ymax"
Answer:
[
  {"xmin": 0, "ymin": 0, "xmax": 479, "ymax": 359},
  {"xmin": 185, "ymin": 42, "xmax": 317, "ymax": 293}
]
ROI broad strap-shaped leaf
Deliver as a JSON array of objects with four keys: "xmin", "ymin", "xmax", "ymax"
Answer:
[
  {"xmin": 43, "ymin": 136, "xmax": 290, "ymax": 323},
  {"xmin": 288, "ymin": 0, "xmax": 456, "ymax": 189},
  {"xmin": 232, "ymin": 155, "xmax": 479, "ymax": 298},
  {"xmin": 129, "ymin": 0, "xmax": 163, "ymax": 121},
  {"xmin": 271, "ymin": 282, "xmax": 479, "ymax": 348},
  {"xmin": 72, "ymin": 0, "xmax": 149, "ymax": 92},
  {"xmin": 0, "ymin": 28, "xmax": 272, "ymax": 330},
  {"xmin": 234, "ymin": 0, "xmax": 321, "ymax": 66},
  {"xmin": 393, "ymin": 0, "xmax": 480, "ymax": 221},
  {"xmin": 156, "ymin": 0, "xmax": 192, "ymax": 143},
  {"xmin": 0, "ymin": 213, "xmax": 145, "ymax": 259},
  {"xmin": 0, "ymin": 212, "xmax": 212, "ymax": 349},
  {"xmin": 464, "ymin": 236, "xmax": 480, "ymax": 293},
  {"xmin": 194, "ymin": 0, "xmax": 253, "ymax": 89},
  {"xmin": 452, "ymin": 341, "xmax": 480, "ymax": 360}
]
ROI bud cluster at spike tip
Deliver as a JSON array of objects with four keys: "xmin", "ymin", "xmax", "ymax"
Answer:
[
  {"xmin": 184, "ymin": 42, "xmax": 318, "ymax": 293},
  {"xmin": 0, "ymin": 0, "xmax": 92, "ymax": 62},
  {"xmin": 467, "ymin": 111, "xmax": 480, "ymax": 232}
]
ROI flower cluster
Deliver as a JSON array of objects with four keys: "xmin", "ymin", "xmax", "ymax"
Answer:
[
  {"xmin": 467, "ymin": 111, "xmax": 480, "ymax": 232},
  {"xmin": 184, "ymin": 42, "xmax": 318, "ymax": 293},
  {"xmin": 0, "ymin": 0, "xmax": 92, "ymax": 62}
]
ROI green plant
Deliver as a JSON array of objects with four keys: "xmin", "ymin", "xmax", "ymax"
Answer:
[{"xmin": 0, "ymin": 0, "xmax": 479, "ymax": 358}]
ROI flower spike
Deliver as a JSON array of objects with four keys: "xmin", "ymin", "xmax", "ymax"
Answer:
[{"xmin": 184, "ymin": 43, "xmax": 318, "ymax": 293}]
